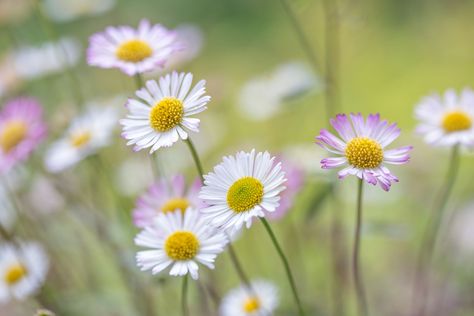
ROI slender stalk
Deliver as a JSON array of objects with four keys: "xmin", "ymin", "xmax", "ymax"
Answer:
[
  {"xmin": 184, "ymin": 138, "xmax": 205, "ymax": 182},
  {"xmin": 134, "ymin": 73, "xmax": 145, "ymax": 88},
  {"xmin": 353, "ymin": 179, "xmax": 368, "ymax": 316},
  {"xmin": 181, "ymin": 275, "xmax": 189, "ymax": 316},
  {"xmin": 260, "ymin": 217, "xmax": 305, "ymax": 316},
  {"xmin": 412, "ymin": 145, "xmax": 460, "ymax": 316}
]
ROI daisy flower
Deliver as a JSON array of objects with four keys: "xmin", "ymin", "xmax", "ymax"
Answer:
[
  {"xmin": 87, "ymin": 19, "xmax": 181, "ymax": 76},
  {"xmin": 415, "ymin": 88, "xmax": 474, "ymax": 147},
  {"xmin": 316, "ymin": 113, "xmax": 412, "ymax": 191},
  {"xmin": 44, "ymin": 105, "xmax": 117, "ymax": 173},
  {"xmin": 135, "ymin": 207, "xmax": 228, "ymax": 280},
  {"xmin": 219, "ymin": 279, "xmax": 279, "ymax": 316},
  {"xmin": 0, "ymin": 241, "xmax": 49, "ymax": 303},
  {"xmin": 0, "ymin": 97, "xmax": 47, "ymax": 174},
  {"xmin": 199, "ymin": 150, "xmax": 286, "ymax": 232},
  {"xmin": 133, "ymin": 174, "xmax": 204, "ymax": 228},
  {"xmin": 120, "ymin": 71, "xmax": 210, "ymax": 152}
]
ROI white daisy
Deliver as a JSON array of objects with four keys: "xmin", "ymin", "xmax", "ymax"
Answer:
[
  {"xmin": 120, "ymin": 71, "xmax": 210, "ymax": 153},
  {"xmin": 219, "ymin": 279, "xmax": 279, "ymax": 316},
  {"xmin": 415, "ymin": 88, "xmax": 474, "ymax": 147},
  {"xmin": 199, "ymin": 150, "xmax": 286, "ymax": 232},
  {"xmin": 43, "ymin": 0, "xmax": 115, "ymax": 22},
  {"xmin": 135, "ymin": 207, "xmax": 228, "ymax": 280},
  {"xmin": 0, "ymin": 241, "xmax": 49, "ymax": 303},
  {"xmin": 44, "ymin": 105, "xmax": 118, "ymax": 173}
]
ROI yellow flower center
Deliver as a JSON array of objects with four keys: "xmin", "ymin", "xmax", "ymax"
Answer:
[
  {"xmin": 243, "ymin": 297, "xmax": 261, "ymax": 313},
  {"xmin": 161, "ymin": 198, "xmax": 190, "ymax": 214},
  {"xmin": 227, "ymin": 177, "xmax": 264, "ymax": 212},
  {"xmin": 4, "ymin": 263, "xmax": 28, "ymax": 285},
  {"xmin": 70, "ymin": 131, "xmax": 92, "ymax": 148},
  {"xmin": 442, "ymin": 111, "xmax": 472, "ymax": 133},
  {"xmin": 345, "ymin": 137, "xmax": 384, "ymax": 169},
  {"xmin": 165, "ymin": 231, "xmax": 200, "ymax": 261},
  {"xmin": 116, "ymin": 40, "xmax": 153, "ymax": 63},
  {"xmin": 149, "ymin": 97, "xmax": 184, "ymax": 132},
  {"xmin": 0, "ymin": 120, "xmax": 28, "ymax": 153}
]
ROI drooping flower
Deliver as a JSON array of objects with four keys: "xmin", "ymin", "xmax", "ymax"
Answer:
[
  {"xmin": 219, "ymin": 279, "xmax": 279, "ymax": 316},
  {"xmin": 87, "ymin": 19, "xmax": 181, "ymax": 76},
  {"xmin": 199, "ymin": 150, "xmax": 286, "ymax": 232},
  {"xmin": 0, "ymin": 242, "xmax": 49, "ymax": 303},
  {"xmin": 316, "ymin": 113, "xmax": 412, "ymax": 191},
  {"xmin": 44, "ymin": 105, "xmax": 117, "ymax": 173},
  {"xmin": 133, "ymin": 174, "xmax": 204, "ymax": 228},
  {"xmin": 135, "ymin": 207, "xmax": 228, "ymax": 280},
  {"xmin": 120, "ymin": 71, "xmax": 210, "ymax": 152},
  {"xmin": 0, "ymin": 97, "xmax": 47, "ymax": 174},
  {"xmin": 43, "ymin": 0, "xmax": 115, "ymax": 22},
  {"xmin": 415, "ymin": 88, "xmax": 474, "ymax": 147}
]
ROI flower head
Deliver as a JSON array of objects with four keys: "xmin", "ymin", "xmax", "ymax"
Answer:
[
  {"xmin": 0, "ymin": 97, "xmax": 47, "ymax": 174},
  {"xmin": 133, "ymin": 174, "xmax": 204, "ymax": 228},
  {"xmin": 199, "ymin": 150, "xmax": 286, "ymax": 232},
  {"xmin": 135, "ymin": 208, "xmax": 228, "ymax": 280},
  {"xmin": 316, "ymin": 113, "xmax": 412, "ymax": 191},
  {"xmin": 415, "ymin": 88, "xmax": 474, "ymax": 147},
  {"xmin": 120, "ymin": 71, "xmax": 210, "ymax": 152},
  {"xmin": 87, "ymin": 19, "xmax": 181, "ymax": 76}
]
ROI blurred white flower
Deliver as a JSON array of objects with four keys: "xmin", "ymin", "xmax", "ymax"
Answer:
[{"xmin": 43, "ymin": 0, "xmax": 115, "ymax": 22}]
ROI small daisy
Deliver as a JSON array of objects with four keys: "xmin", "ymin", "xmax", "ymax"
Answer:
[
  {"xmin": 135, "ymin": 207, "xmax": 228, "ymax": 280},
  {"xmin": 87, "ymin": 19, "xmax": 181, "ymax": 76},
  {"xmin": 133, "ymin": 174, "xmax": 204, "ymax": 228},
  {"xmin": 316, "ymin": 113, "xmax": 412, "ymax": 191},
  {"xmin": 199, "ymin": 150, "xmax": 286, "ymax": 232},
  {"xmin": 415, "ymin": 88, "xmax": 474, "ymax": 147},
  {"xmin": 0, "ymin": 242, "xmax": 49, "ymax": 303},
  {"xmin": 0, "ymin": 97, "xmax": 47, "ymax": 174},
  {"xmin": 44, "ymin": 105, "xmax": 117, "ymax": 173},
  {"xmin": 219, "ymin": 279, "xmax": 279, "ymax": 316},
  {"xmin": 120, "ymin": 71, "xmax": 210, "ymax": 152}
]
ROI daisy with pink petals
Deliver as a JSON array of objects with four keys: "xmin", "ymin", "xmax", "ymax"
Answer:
[
  {"xmin": 132, "ymin": 174, "xmax": 204, "ymax": 228},
  {"xmin": 0, "ymin": 97, "xmax": 46, "ymax": 174},
  {"xmin": 87, "ymin": 19, "xmax": 182, "ymax": 76},
  {"xmin": 316, "ymin": 113, "xmax": 412, "ymax": 191}
]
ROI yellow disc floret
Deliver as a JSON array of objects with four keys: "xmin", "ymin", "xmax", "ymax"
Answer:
[
  {"xmin": 161, "ymin": 198, "xmax": 190, "ymax": 214},
  {"xmin": 149, "ymin": 97, "xmax": 184, "ymax": 132},
  {"xmin": 243, "ymin": 297, "xmax": 261, "ymax": 313},
  {"xmin": 165, "ymin": 231, "xmax": 200, "ymax": 261},
  {"xmin": 442, "ymin": 111, "xmax": 472, "ymax": 133},
  {"xmin": 70, "ymin": 131, "xmax": 92, "ymax": 148},
  {"xmin": 116, "ymin": 40, "xmax": 153, "ymax": 63},
  {"xmin": 0, "ymin": 120, "xmax": 27, "ymax": 153},
  {"xmin": 227, "ymin": 177, "xmax": 264, "ymax": 212},
  {"xmin": 4, "ymin": 263, "xmax": 28, "ymax": 285},
  {"xmin": 345, "ymin": 137, "xmax": 384, "ymax": 169}
]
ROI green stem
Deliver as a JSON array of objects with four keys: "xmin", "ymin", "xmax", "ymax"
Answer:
[
  {"xmin": 184, "ymin": 138, "xmax": 204, "ymax": 182},
  {"xmin": 260, "ymin": 217, "xmax": 305, "ymax": 316},
  {"xmin": 181, "ymin": 275, "xmax": 189, "ymax": 316},
  {"xmin": 134, "ymin": 73, "xmax": 145, "ymax": 89}
]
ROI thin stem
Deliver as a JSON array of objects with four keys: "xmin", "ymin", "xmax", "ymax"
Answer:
[
  {"xmin": 353, "ymin": 179, "xmax": 368, "ymax": 316},
  {"xmin": 184, "ymin": 137, "xmax": 205, "ymax": 182},
  {"xmin": 260, "ymin": 217, "xmax": 305, "ymax": 316},
  {"xmin": 181, "ymin": 275, "xmax": 189, "ymax": 316},
  {"xmin": 135, "ymin": 73, "xmax": 145, "ymax": 88}
]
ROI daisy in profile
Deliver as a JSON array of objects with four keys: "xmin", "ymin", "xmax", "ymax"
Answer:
[
  {"xmin": 316, "ymin": 113, "xmax": 412, "ymax": 191},
  {"xmin": 133, "ymin": 174, "xmax": 204, "ymax": 228},
  {"xmin": 199, "ymin": 150, "xmax": 286, "ymax": 232},
  {"xmin": 219, "ymin": 279, "xmax": 279, "ymax": 316},
  {"xmin": 135, "ymin": 207, "xmax": 228, "ymax": 280},
  {"xmin": 87, "ymin": 19, "xmax": 181, "ymax": 76},
  {"xmin": 120, "ymin": 71, "xmax": 210, "ymax": 152},
  {"xmin": 44, "ymin": 105, "xmax": 117, "ymax": 173},
  {"xmin": 415, "ymin": 88, "xmax": 474, "ymax": 147},
  {"xmin": 0, "ymin": 97, "xmax": 47, "ymax": 174},
  {"xmin": 0, "ymin": 241, "xmax": 49, "ymax": 303}
]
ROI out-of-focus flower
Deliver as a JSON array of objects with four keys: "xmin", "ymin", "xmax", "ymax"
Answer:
[
  {"xmin": 133, "ymin": 174, "xmax": 204, "ymax": 228},
  {"xmin": 0, "ymin": 97, "xmax": 47, "ymax": 174},
  {"xmin": 0, "ymin": 242, "xmax": 49, "ymax": 303},
  {"xmin": 450, "ymin": 202, "xmax": 474, "ymax": 256},
  {"xmin": 316, "ymin": 113, "xmax": 412, "ymax": 191},
  {"xmin": 0, "ymin": 0, "xmax": 33, "ymax": 26},
  {"xmin": 415, "ymin": 88, "xmax": 474, "ymax": 147},
  {"xmin": 199, "ymin": 150, "xmax": 286, "ymax": 232},
  {"xmin": 44, "ymin": 105, "xmax": 117, "ymax": 173},
  {"xmin": 87, "ymin": 19, "xmax": 181, "ymax": 76},
  {"xmin": 0, "ymin": 184, "xmax": 16, "ymax": 232},
  {"xmin": 120, "ymin": 72, "xmax": 210, "ymax": 152},
  {"xmin": 219, "ymin": 279, "xmax": 279, "ymax": 316},
  {"xmin": 26, "ymin": 176, "xmax": 65, "ymax": 215},
  {"xmin": 135, "ymin": 208, "xmax": 228, "ymax": 280},
  {"xmin": 238, "ymin": 61, "xmax": 320, "ymax": 121},
  {"xmin": 43, "ymin": 0, "xmax": 115, "ymax": 22},
  {"xmin": 159, "ymin": 24, "xmax": 203, "ymax": 71}
]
